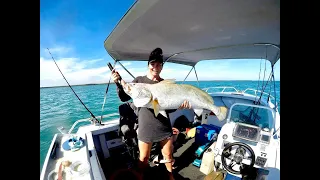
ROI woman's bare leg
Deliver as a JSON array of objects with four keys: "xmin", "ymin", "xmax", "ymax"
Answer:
[
  {"xmin": 160, "ymin": 137, "xmax": 175, "ymax": 180},
  {"xmin": 138, "ymin": 140, "xmax": 152, "ymax": 171}
]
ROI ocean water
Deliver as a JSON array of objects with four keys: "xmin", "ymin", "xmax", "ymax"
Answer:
[{"xmin": 40, "ymin": 80, "xmax": 280, "ymax": 172}]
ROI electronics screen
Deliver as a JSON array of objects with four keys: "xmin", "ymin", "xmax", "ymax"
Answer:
[
  {"xmin": 233, "ymin": 124, "xmax": 260, "ymax": 142},
  {"xmin": 260, "ymin": 134, "xmax": 270, "ymax": 143}
]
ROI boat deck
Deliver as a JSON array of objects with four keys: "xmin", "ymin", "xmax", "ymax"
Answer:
[
  {"xmin": 40, "ymin": 133, "xmax": 92, "ymax": 180},
  {"xmin": 101, "ymin": 134, "xmax": 208, "ymax": 180},
  {"xmin": 171, "ymin": 137, "xmax": 206, "ymax": 180},
  {"xmin": 145, "ymin": 137, "xmax": 207, "ymax": 180}
]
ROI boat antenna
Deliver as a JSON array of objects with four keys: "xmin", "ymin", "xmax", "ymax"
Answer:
[
  {"xmin": 254, "ymin": 57, "xmax": 263, "ymax": 104},
  {"xmin": 261, "ymin": 46, "xmax": 268, "ymax": 88},
  {"xmin": 46, "ymin": 48, "xmax": 100, "ymax": 125},
  {"xmin": 270, "ymin": 64, "xmax": 278, "ymax": 111},
  {"xmin": 255, "ymin": 46, "xmax": 271, "ymax": 105}
]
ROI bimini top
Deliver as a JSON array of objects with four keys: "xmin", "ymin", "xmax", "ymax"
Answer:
[{"xmin": 104, "ymin": 0, "xmax": 280, "ymax": 66}]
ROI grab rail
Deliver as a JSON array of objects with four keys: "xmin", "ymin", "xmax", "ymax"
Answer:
[
  {"xmin": 202, "ymin": 86, "xmax": 275, "ymax": 101},
  {"xmin": 202, "ymin": 86, "xmax": 239, "ymax": 93},
  {"xmin": 243, "ymin": 88, "xmax": 275, "ymax": 100},
  {"xmin": 56, "ymin": 113, "xmax": 120, "ymax": 134}
]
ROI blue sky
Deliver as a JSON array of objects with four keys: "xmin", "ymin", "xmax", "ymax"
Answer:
[{"xmin": 40, "ymin": 0, "xmax": 280, "ymax": 87}]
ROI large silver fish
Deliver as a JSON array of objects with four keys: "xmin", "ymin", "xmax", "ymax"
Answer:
[{"xmin": 122, "ymin": 80, "xmax": 227, "ymax": 121}]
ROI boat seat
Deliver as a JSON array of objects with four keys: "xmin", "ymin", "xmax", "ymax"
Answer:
[{"xmin": 118, "ymin": 102, "xmax": 138, "ymax": 139}]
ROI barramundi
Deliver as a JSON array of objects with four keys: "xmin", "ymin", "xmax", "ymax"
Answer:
[{"xmin": 122, "ymin": 80, "xmax": 228, "ymax": 121}]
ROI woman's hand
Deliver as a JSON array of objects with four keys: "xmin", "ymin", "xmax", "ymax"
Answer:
[
  {"xmin": 111, "ymin": 69, "xmax": 121, "ymax": 83},
  {"xmin": 178, "ymin": 100, "xmax": 191, "ymax": 109}
]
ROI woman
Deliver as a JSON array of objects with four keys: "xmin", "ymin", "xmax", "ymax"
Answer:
[{"xmin": 112, "ymin": 48, "xmax": 190, "ymax": 180}]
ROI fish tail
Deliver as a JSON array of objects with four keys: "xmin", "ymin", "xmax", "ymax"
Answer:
[{"xmin": 210, "ymin": 106, "xmax": 228, "ymax": 121}]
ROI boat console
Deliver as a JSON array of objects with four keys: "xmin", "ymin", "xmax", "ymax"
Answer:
[{"xmin": 213, "ymin": 103, "xmax": 278, "ymax": 179}]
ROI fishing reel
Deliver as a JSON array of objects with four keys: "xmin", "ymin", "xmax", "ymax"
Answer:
[{"xmin": 89, "ymin": 117, "xmax": 100, "ymax": 125}]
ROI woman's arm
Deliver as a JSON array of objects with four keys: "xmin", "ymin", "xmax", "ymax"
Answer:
[
  {"xmin": 116, "ymin": 78, "xmax": 139, "ymax": 102},
  {"xmin": 116, "ymin": 84, "xmax": 131, "ymax": 102}
]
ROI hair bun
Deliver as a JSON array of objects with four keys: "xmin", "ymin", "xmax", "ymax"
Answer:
[
  {"xmin": 148, "ymin": 47, "xmax": 163, "ymax": 63},
  {"xmin": 152, "ymin": 48, "xmax": 163, "ymax": 57}
]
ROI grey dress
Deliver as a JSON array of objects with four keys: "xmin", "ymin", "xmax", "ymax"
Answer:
[{"xmin": 116, "ymin": 76, "xmax": 176, "ymax": 142}]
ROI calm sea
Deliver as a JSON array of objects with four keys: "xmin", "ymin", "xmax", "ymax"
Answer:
[{"xmin": 40, "ymin": 80, "xmax": 280, "ymax": 172}]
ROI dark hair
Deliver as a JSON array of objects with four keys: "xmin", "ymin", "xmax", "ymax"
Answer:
[{"xmin": 148, "ymin": 47, "xmax": 163, "ymax": 64}]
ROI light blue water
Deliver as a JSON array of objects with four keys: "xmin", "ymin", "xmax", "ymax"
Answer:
[{"xmin": 40, "ymin": 81, "xmax": 280, "ymax": 172}]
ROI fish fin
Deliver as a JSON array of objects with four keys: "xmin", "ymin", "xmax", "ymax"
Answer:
[
  {"xmin": 194, "ymin": 109, "xmax": 203, "ymax": 117},
  {"xmin": 152, "ymin": 99, "xmax": 160, "ymax": 117},
  {"xmin": 159, "ymin": 111, "xmax": 168, "ymax": 118},
  {"xmin": 159, "ymin": 79, "xmax": 176, "ymax": 84},
  {"xmin": 212, "ymin": 106, "xmax": 228, "ymax": 121},
  {"xmin": 133, "ymin": 97, "xmax": 152, "ymax": 107}
]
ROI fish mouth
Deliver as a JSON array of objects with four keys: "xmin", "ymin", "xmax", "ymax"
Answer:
[{"xmin": 123, "ymin": 83, "xmax": 132, "ymax": 94}]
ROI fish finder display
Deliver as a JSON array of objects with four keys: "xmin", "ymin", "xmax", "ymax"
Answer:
[{"xmin": 233, "ymin": 124, "xmax": 260, "ymax": 142}]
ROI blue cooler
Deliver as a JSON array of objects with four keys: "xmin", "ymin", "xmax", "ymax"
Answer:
[{"xmin": 195, "ymin": 124, "xmax": 220, "ymax": 145}]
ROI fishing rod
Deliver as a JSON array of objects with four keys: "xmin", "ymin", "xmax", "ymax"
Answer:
[
  {"xmin": 47, "ymin": 48, "xmax": 101, "ymax": 125},
  {"xmin": 99, "ymin": 62, "xmax": 120, "ymax": 122},
  {"xmin": 108, "ymin": 62, "xmax": 122, "ymax": 87}
]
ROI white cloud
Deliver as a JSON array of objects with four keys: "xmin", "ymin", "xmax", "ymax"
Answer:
[
  {"xmin": 41, "ymin": 56, "xmax": 280, "ymax": 87},
  {"xmin": 40, "ymin": 45, "xmax": 74, "ymax": 59},
  {"xmin": 40, "ymin": 56, "xmax": 133, "ymax": 87},
  {"xmin": 47, "ymin": 47, "xmax": 72, "ymax": 54}
]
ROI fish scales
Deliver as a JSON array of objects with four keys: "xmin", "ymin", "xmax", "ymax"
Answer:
[{"xmin": 148, "ymin": 83, "xmax": 214, "ymax": 110}]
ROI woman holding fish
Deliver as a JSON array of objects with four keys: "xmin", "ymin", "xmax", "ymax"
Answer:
[{"xmin": 112, "ymin": 48, "xmax": 190, "ymax": 180}]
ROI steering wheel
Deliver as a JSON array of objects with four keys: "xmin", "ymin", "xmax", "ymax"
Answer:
[{"xmin": 221, "ymin": 142, "xmax": 255, "ymax": 174}]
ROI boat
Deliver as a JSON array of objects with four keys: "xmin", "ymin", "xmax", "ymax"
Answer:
[{"xmin": 40, "ymin": 0, "xmax": 280, "ymax": 179}]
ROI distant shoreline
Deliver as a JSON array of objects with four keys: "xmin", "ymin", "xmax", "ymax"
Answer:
[
  {"xmin": 40, "ymin": 80, "xmax": 280, "ymax": 89},
  {"xmin": 40, "ymin": 82, "xmax": 112, "ymax": 89}
]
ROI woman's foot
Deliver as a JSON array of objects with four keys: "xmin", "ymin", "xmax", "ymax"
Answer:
[{"xmin": 153, "ymin": 155, "xmax": 176, "ymax": 168}]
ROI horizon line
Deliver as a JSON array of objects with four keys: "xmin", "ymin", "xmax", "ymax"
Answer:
[{"xmin": 40, "ymin": 79, "xmax": 280, "ymax": 88}]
